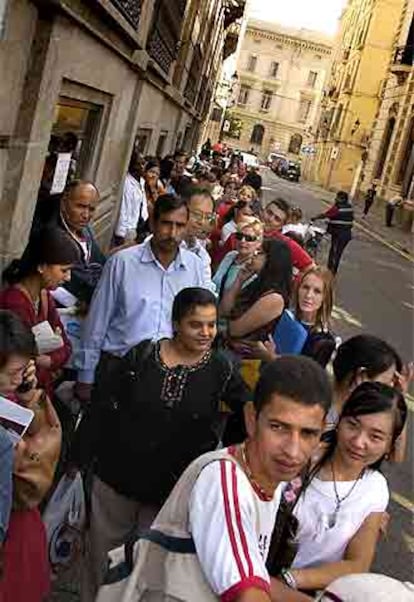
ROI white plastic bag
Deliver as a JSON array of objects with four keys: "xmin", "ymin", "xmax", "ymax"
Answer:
[{"xmin": 42, "ymin": 472, "xmax": 86, "ymax": 573}]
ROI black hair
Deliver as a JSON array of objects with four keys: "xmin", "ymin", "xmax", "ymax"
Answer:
[
  {"xmin": 172, "ymin": 287, "xmax": 217, "ymax": 324},
  {"xmin": 145, "ymin": 159, "xmax": 160, "ymax": 172},
  {"xmin": 0, "ymin": 310, "xmax": 36, "ymax": 369},
  {"xmin": 336, "ymin": 190, "xmax": 349, "ymax": 204},
  {"xmin": 333, "ymin": 335, "xmax": 402, "ymax": 385},
  {"xmin": 317, "ymin": 381, "xmax": 407, "ymax": 472},
  {"xmin": 224, "ymin": 200, "xmax": 251, "ymax": 224},
  {"xmin": 160, "ymin": 157, "xmax": 175, "ymax": 182},
  {"xmin": 2, "ymin": 228, "xmax": 81, "ymax": 285},
  {"xmin": 183, "ymin": 186, "xmax": 214, "ymax": 207},
  {"xmin": 267, "ymin": 197, "xmax": 291, "ymax": 219},
  {"xmin": 238, "ymin": 238, "xmax": 293, "ymax": 308},
  {"xmin": 152, "ymin": 193, "xmax": 189, "ymax": 222},
  {"xmin": 254, "ymin": 356, "xmax": 332, "ymax": 415}
]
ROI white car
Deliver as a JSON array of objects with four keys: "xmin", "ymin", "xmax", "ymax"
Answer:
[{"xmin": 240, "ymin": 151, "xmax": 260, "ymax": 169}]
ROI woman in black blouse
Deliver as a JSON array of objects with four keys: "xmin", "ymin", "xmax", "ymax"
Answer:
[{"xmin": 79, "ymin": 287, "xmax": 250, "ymax": 600}]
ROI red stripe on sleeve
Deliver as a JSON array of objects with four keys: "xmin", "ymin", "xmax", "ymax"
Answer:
[
  {"xmin": 220, "ymin": 576, "xmax": 271, "ymax": 602},
  {"xmin": 231, "ymin": 462, "xmax": 254, "ymax": 577},
  {"xmin": 220, "ymin": 460, "xmax": 246, "ymax": 580}
]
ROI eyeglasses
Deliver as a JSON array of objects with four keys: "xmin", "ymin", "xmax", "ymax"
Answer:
[
  {"xmin": 235, "ymin": 232, "xmax": 258, "ymax": 242},
  {"xmin": 189, "ymin": 210, "xmax": 216, "ymax": 225}
]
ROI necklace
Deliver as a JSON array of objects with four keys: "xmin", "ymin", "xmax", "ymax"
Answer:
[
  {"xmin": 240, "ymin": 442, "xmax": 273, "ymax": 501},
  {"xmin": 328, "ymin": 460, "xmax": 364, "ymax": 528}
]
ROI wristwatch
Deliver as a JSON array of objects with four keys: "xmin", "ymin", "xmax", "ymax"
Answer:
[{"xmin": 280, "ymin": 568, "xmax": 298, "ymax": 589}]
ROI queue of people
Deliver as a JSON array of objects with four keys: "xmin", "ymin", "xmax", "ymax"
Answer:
[{"xmin": 0, "ymin": 146, "xmax": 411, "ymax": 602}]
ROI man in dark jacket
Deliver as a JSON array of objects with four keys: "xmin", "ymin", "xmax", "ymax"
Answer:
[
  {"xmin": 312, "ymin": 190, "xmax": 354, "ymax": 275},
  {"xmin": 50, "ymin": 180, "xmax": 106, "ymax": 304}
]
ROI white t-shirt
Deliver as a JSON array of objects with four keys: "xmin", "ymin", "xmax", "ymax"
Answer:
[
  {"xmin": 292, "ymin": 469, "xmax": 389, "ymax": 569},
  {"xmin": 116, "ymin": 173, "xmax": 148, "ymax": 237},
  {"xmin": 221, "ymin": 220, "xmax": 238, "ymax": 243},
  {"xmin": 189, "ymin": 456, "xmax": 284, "ymax": 600}
]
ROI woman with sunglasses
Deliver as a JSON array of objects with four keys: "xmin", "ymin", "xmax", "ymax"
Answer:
[
  {"xmin": 278, "ymin": 382, "xmax": 407, "ymax": 594},
  {"xmin": 213, "ymin": 217, "xmax": 264, "ymax": 300},
  {"xmin": 220, "ymin": 199, "xmax": 254, "ymax": 244}
]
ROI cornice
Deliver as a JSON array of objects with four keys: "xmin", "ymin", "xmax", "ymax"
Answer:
[{"xmin": 246, "ymin": 28, "xmax": 332, "ymax": 55}]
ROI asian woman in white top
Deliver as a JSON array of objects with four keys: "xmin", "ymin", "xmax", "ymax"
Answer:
[{"xmin": 283, "ymin": 381, "xmax": 407, "ymax": 593}]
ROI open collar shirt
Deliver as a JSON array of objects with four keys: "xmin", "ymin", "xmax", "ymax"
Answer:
[{"xmin": 76, "ymin": 238, "xmax": 210, "ymax": 383}]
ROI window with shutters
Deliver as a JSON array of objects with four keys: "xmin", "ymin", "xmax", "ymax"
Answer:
[
  {"xmin": 270, "ymin": 61, "xmax": 279, "ymax": 78},
  {"xmin": 238, "ymin": 85, "xmax": 250, "ymax": 106},
  {"xmin": 298, "ymin": 99, "xmax": 312, "ymax": 123},
  {"xmin": 147, "ymin": 0, "xmax": 187, "ymax": 75},
  {"xmin": 307, "ymin": 71, "xmax": 318, "ymax": 88},
  {"xmin": 247, "ymin": 54, "xmax": 257, "ymax": 72},
  {"xmin": 260, "ymin": 90, "xmax": 272, "ymax": 112}
]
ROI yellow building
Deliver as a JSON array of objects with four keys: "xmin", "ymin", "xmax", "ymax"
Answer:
[
  {"xmin": 362, "ymin": 3, "xmax": 414, "ymax": 202},
  {"xmin": 314, "ymin": 0, "xmax": 405, "ymax": 193},
  {"xmin": 223, "ymin": 19, "xmax": 332, "ymax": 159}
]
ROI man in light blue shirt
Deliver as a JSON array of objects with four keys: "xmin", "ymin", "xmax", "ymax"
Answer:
[
  {"xmin": 75, "ymin": 194, "xmax": 211, "ymax": 400},
  {"xmin": 182, "ymin": 187, "xmax": 217, "ymax": 294}
]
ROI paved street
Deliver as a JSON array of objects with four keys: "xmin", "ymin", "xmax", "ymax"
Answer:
[{"xmin": 262, "ymin": 168, "xmax": 414, "ymax": 581}]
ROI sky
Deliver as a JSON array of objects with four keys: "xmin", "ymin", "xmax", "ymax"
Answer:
[{"xmin": 248, "ymin": 0, "xmax": 348, "ymax": 36}]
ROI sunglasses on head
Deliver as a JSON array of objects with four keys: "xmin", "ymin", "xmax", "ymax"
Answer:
[{"xmin": 235, "ymin": 231, "xmax": 258, "ymax": 242}]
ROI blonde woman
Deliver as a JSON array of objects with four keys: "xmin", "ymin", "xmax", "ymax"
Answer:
[
  {"xmin": 238, "ymin": 184, "xmax": 262, "ymax": 216},
  {"xmin": 213, "ymin": 217, "xmax": 264, "ymax": 300}
]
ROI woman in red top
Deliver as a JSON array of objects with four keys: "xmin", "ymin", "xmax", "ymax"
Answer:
[{"xmin": 0, "ymin": 228, "xmax": 80, "ymax": 395}]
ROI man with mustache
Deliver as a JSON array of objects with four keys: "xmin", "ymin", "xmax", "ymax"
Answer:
[{"xmin": 75, "ymin": 193, "xmax": 211, "ymax": 403}]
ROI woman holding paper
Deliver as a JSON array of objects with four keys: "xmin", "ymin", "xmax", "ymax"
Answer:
[{"xmin": 0, "ymin": 228, "xmax": 80, "ymax": 395}]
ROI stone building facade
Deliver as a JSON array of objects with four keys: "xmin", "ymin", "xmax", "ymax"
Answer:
[
  {"xmin": 362, "ymin": 2, "xmax": 414, "ymax": 201},
  {"xmin": 0, "ymin": 0, "xmax": 244, "ymax": 267},
  {"xmin": 312, "ymin": 0, "xmax": 405, "ymax": 194},
  {"xmin": 223, "ymin": 19, "xmax": 332, "ymax": 159}
]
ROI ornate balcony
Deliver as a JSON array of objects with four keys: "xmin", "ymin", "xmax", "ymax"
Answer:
[
  {"xmin": 110, "ymin": 0, "xmax": 142, "ymax": 29},
  {"xmin": 391, "ymin": 44, "xmax": 414, "ymax": 84}
]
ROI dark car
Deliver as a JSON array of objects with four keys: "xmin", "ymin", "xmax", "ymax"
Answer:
[{"xmin": 281, "ymin": 161, "xmax": 301, "ymax": 182}]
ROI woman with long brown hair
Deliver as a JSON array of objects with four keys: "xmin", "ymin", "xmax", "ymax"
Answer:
[{"xmin": 294, "ymin": 265, "xmax": 336, "ymax": 368}]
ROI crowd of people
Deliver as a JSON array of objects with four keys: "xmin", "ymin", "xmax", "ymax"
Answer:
[{"xmin": 0, "ymin": 145, "xmax": 412, "ymax": 602}]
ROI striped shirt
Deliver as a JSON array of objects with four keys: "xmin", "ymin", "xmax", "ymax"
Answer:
[{"xmin": 189, "ymin": 449, "xmax": 284, "ymax": 601}]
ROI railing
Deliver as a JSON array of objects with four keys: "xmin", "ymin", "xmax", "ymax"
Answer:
[
  {"xmin": 110, "ymin": 0, "xmax": 142, "ymax": 29},
  {"xmin": 147, "ymin": 24, "xmax": 177, "ymax": 75},
  {"xmin": 393, "ymin": 44, "xmax": 414, "ymax": 66}
]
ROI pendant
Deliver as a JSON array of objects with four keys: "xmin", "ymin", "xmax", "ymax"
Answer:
[{"xmin": 328, "ymin": 502, "xmax": 340, "ymax": 528}]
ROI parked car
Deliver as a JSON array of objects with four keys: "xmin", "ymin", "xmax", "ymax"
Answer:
[{"xmin": 281, "ymin": 161, "xmax": 301, "ymax": 182}]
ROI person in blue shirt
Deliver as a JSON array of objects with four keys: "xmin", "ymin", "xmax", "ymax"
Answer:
[{"xmin": 75, "ymin": 193, "xmax": 212, "ymax": 402}]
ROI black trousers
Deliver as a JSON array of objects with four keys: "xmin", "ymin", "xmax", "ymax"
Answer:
[
  {"xmin": 328, "ymin": 232, "xmax": 351, "ymax": 274},
  {"xmin": 363, "ymin": 197, "xmax": 374, "ymax": 216}
]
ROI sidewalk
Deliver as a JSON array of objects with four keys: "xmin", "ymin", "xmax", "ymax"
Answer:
[{"xmin": 303, "ymin": 181, "xmax": 414, "ymax": 260}]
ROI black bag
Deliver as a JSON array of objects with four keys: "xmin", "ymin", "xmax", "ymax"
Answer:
[
  {"xmin": 266, "ymin": 476, "xmax": 307, "ymax": 577},
  {"xmin": 70, "ymin": 341, "xmax": 154, "ymax": 470}
]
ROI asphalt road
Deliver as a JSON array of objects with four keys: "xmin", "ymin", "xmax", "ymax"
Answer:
[{"xmin": 262, "ymin": 168, "xmax": 414, "ymax": 581}]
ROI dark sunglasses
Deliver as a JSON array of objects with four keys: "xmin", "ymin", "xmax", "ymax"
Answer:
[{"xmin": 235, "ymin": 231, "xmax": 258, "ymax": 242}]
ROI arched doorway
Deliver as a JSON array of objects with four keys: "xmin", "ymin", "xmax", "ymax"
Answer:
[
  {"xmin": 288, "ymin": 133, "xmax": 303, "ymax": 154},
  {"xmin": 250, "ymin": 124, "xmax": 265, "ymax": 145},
  {"xmin": 374, "ymin": 116, "xmax": 396, "ymax": 179}
]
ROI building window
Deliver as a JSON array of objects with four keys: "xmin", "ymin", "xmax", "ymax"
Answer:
[
  {"xmin": 395, "ymin": 116, "xmax": 414, "ymax": 188},
  {"xmin": 211, "ymin": 107, "xmax": 223, "ymax": 122},
  {"xmin": 298, "ymin": 99, "xmax": 312, "ymax": 123},
  {"xmin": 260, "ymin": 90, "xmax": 272, "ymax": 112},
  {"xmin": 147, "ymin": 0, "xmax": 187, "ymax": 75},
  {"xmin": 288, "ymin": 133, "xmax": 303, "ymax": 154},
  {"xmin": 250, "ymin": 124, "xmax": 265, "ymax": 145},
  {"xmin": 156, "ymin": 131, "xmax": 168, "ymax": 157},
  {"xmin": 238, "ymin": 85, "xmax": 250, "ymax": 106},
  {"xmin": 247, "ymin": 54, "xmax": 257, "ymax": 72},
  {"xmin": 374, "ymin": 117, "xmax": 395, "ymax": 179},
  {"xmin": 331, "ymin": 103, "xmax": 343, "ymax": 136},
  {"xmin": 270, "ymin": 61, "xmax": 279, "ymax": 78},
  {"xmin": 307, "ymin": 70, "xmax": 318, "ymax": 88},
  {"xmin": 135, "ymin": 128, "xmax": 152, "ymax": 154}
]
